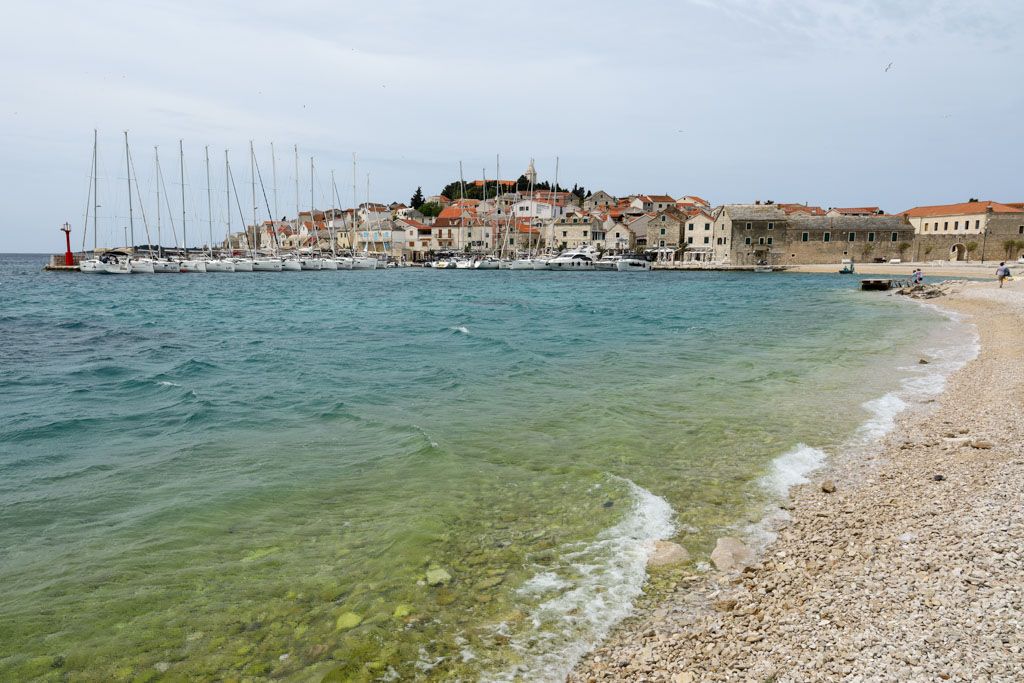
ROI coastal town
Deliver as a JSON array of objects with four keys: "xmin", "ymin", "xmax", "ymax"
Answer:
[{"xmin": 57, "ymin": 154, "xmax": 1024, "ymax": 273}]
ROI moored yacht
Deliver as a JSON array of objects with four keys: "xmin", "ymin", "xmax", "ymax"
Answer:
[
  {"xmin": 616, "ymin": 253, "xmax": 651, "ymax": 271},
  {"xmin": 594, "ymin": 254, "xmax": 620, "ymax": 271},
  {"xmin": 545, "ymin": 245, "xmax": 599, "ymax": 271},
  {"xmin": 473, "ymin": 255, "xmax": 500, "ymax": 269},
  {"xmin": 179, "ymin": 258, "xmax": 207, "ymax": 273}
]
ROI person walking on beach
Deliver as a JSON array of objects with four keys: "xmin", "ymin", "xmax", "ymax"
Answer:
[
  {"xmin": 912, "ymin": 268, "xmax": 924, "ymax": 285},
  {"xmin": 996, "ymin": 262, "xmax": 1011, "ymax": 288}
]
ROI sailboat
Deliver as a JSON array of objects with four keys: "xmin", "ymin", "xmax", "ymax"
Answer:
[
  {"xmin": 201, "ymin": 146, "xmax": 234, "ymax": 272},
  {"xmin": 121, "ymin": 132, "xmax": 154, "ymax": 273},
  {"xmin": 151, "ymin": 146, "xmax": 181, "ymax": 272},
  {"xmin": 78, "ymin": 131, "xmax": 132, "ymax": 274},
  {"xmin": 222, "ymin": 150, "xmax": 254, "ymax": 271},
  {"xmin": 178, "ymin": 141, "xmax": 207, "ymax": 273},
  {"xmin": 250, "ymin": 142, "xmax": 286, "ymax": 271}
]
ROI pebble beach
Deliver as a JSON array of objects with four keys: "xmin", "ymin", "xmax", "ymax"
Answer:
[{"xmin": 570, "ymin": 278, "xmax": 1024, "ymax": 682}]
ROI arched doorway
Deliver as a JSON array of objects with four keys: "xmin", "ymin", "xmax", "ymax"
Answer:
[{"xmin": 950, "ymin": 243, "xmax": 966, "ymax": 261}]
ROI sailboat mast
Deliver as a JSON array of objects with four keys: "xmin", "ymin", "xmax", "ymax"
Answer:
[
  {"xmin": 124, "ymin": 131, "xmax": 134, "ymax": 250},
  {"xmin": 553, "ymin": 156, "xmax": 560, "ymax": 251},
  {"xmin": 179, "ymin": 139, "xmax": 187, "ymax": 257},
  {"xmin": 310, "ymin": 156, "xmax": 315, "ymax": 254},
  {"xmin": 352, "ymin": 153, "xmax": 358, "ymax": 255},
  {"xmin": 92, "ymin": 129, "xmax": 98, "ymax": 252},
  {"xmin": 155, "ymin": 147, "xmax": 161, "ymax": 257},
  {"xmin": 294, "ymin": 144, "xmax": 300, "ymax": 248},
  {"xmin": 205, "ymin": 146, "xmax": 213, "ymax": 256},
  {"xmin": 225, "ymin": 149, "xmax": 231, "ymax": 255},
  {"xmin": 271, "ymin": 142, "xmax": 279, "ymax": 220},
  {"xmin": 250, "ymin": 141, "xmax": 258, "ymax": 254},
  {"xmin": 329, "ymin": 169, "xmax": 338, "ymax": 257}
]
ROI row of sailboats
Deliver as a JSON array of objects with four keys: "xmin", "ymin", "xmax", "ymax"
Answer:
[{"xmin": 79, "ymin": 131, "xmax": 379, "ymax": 274}]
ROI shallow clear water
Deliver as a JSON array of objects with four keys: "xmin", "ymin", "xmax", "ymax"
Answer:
[{"xmin": 0, "ymin": 255, "xmax": 964, "ymax": 681}]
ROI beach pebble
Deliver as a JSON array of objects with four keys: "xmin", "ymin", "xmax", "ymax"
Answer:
[
  {"xmin": 426, "ymin": 567, "xmax": 452, "ymax": 586},
  {"xmin": 969, "ymin": 440, "xmax": 993, "ymax": 449},
  {"xmin": 710, "ymin": 537, "xmax": 752, "ymax": 572},
  {"xmin": 933, "ymin": 474, "xmax": 946, "ymax": 481},
  {"xmin": 648, "ymin": 541, "xmax": 691, "ymax": 568},
  {"xmin": 821, "ymin": 479, "xmax": 837, "ymax": 493}
]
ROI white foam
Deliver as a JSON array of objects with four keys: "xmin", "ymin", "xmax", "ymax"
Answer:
[
  {"xmin": 451, "ymin": 325, "xmax": 469, "ymax": 335},
  {"xmin": 759, "ymin": 443, "xmax": 828, "ymax": 497},
  {"xmin": 486, "ymin": 478, "xmax": 675, "ymax": 682},
  {"xmin": 157, "ymin": 380, "xmax": 181, "ymax": 387}
]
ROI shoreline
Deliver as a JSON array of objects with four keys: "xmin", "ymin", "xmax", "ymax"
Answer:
[{"xmin": 569, "ymin": 278, "xmax": 1023, "ymax": 682}]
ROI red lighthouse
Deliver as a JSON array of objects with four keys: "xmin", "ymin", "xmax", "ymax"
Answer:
[{"xmin": 60, "ymin": 222, "xmax": 74, "ymax": 266}]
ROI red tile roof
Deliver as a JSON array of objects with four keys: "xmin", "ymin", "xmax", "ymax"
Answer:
[{"xmin": 901, "ymin": 201, "xmax": 1023, "ymax": 218}]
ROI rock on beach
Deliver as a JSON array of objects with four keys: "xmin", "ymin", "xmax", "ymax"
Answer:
[{"xmin": 709, "ymin": 537, "xmax": 751, "ymax": 572}]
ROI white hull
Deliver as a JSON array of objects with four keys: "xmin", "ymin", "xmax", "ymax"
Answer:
[
  {"xmin": 129, "ymin": 258, "xmax": 155, "ymax": 274},
  {"xmin": 594, "ymin": 261, "xmax": 618, "ymax": 271},
  {"xmin": 230, "ymin": 259, "xmax": 254, "ymax": 272},
  {"xmin": 253, "ymin": 258, "xmax": 283, "ymax": 272},
  {"xmin": 351, "ymin": 257, "xmax": 378, "ymax": 270},
  {"xmin": 281, "ymin": 259, "xmax": 303, "ymax": 271},
  {"xmin": 508, "ymin": 259, "xmax": 535, "ymax": 270},
  {"xmin": 152, "ymin": 260, "xmax": 181, "ymax": 273},
  {"xmin": 79, "ymin": 259, "xmax": 101, "ymax": 273},
  {"xmin": 180, "ymin": 259, "xmax": 207, "ymax": 273},
  {"xmin": 616, "ymin": 259, "xmax": 650, "ymax": 271},
  {"xmin": 530, "ymin": 259, "xmax": 551, "ymax": 270},
  {"xmin": 335, "ymin": 258, "xmax": 354, "ymax": 270},
  {"xmin": 99, "ymin": 261, "xmax": 132, "ymax": 274},
  {"xmin": 474, "ymin": 258, "xmax": 500, "ymax": 270},
  {"xmin": 546, "ymin": 260, "xmax": 595, "ymax": 270},
  {"xmin": 299, "ymin": 258, "xmax": 322, "ymax": 270},
  {"xmin": 205, "ymin": 259, "xmax": 236, "ymax": 272},
  {"xmin": 320, "ymin": 258, "xmax": 338, "ymax": 270}
]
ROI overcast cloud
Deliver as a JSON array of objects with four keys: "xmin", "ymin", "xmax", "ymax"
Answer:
[{"xmin": 1, "ymin": 0, "xmax": 1022, "ymax": 251}]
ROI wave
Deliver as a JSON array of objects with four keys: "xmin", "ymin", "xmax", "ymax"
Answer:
[
  {"xmin": 487, "ymin": 478, "xmax": 674, "ymax": 682},
  {"xmin": 759, "ymin": 443, "xmax": 827, "ymax": 497}
]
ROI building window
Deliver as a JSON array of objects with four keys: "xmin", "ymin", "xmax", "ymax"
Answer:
[
  {"xmin": 924, "ymin": 223, "xmax": 929, "ymax": 230},
  {"xmin": 943, "ymin": 221, "xmax": 948, "ymax": 231},
  {"xmin": 758, "ymin": 237, "xmax": 765, "ymax": 245},
  {"xmin": 801, "ymin": 232, "xmax": 809, "ymax": 242},
  {"xmin": 615, "ymin": 232, "xmax": 620, "ymax": 238},
  {"xmin": 745, "ymin": 237, "xmax": 752, "ymax": 245},
  {"xmin": 1020, "ymin": 226, "xmax": 1024, "ymax": 234},
  {"xmin": 891, "ymin": 232, "xmax": 898, "ymax": 241},
  {"xmin": 661, "ymin": 215, "xmax": 666, "ymax": 222},
  {"xmin": 562, "ymin": 231, "xmax": 567, "ymax": 237},
  {"xmin": 659, "ymin": 240, "xmax": 665, "ymax": 247},
  {"xmin": 849, "ymin": 232, "xmax": 856, "ymax": 242},
  {"xmin": 868, "ymin": 232, "xmax": 875, "ymax": 242},
  {"xmin": 768, "ymin": 222, "xmax": 774, "ymax": 230},
  {"xmin": 688, "ymin": 223, "xmax": 693, "ymax": 230},
  {"xmin": 767, "ymin": 237, "xmax": 773, "ymax": 245},
  {"xmin": 583, "ymin": 231, "xmax": 588, "ymax": 236},
  {"xmin": 705, "ymin": 223, "xmax": 711, "ymax": 230},
  {"xmin": 823, "ymin": 232, "xmax": 831, "ymax": 242},
  {"xmin": 977, "ymin": 220, "xmax": 982, "ymax": 229},
  {"xmin": 688, "ymin": 236, "xmax": 694, "ymax": 244},
  {"xmin": 955, "ymin": 221, "xmax": 960, "ymax": 230},
  {"xmin": 660, "ymin": 228, "xmax": 666, "ymax": 235},
  {"xmin": 746, "ymin": 222, "xmax": 751, "ymax": 229}
]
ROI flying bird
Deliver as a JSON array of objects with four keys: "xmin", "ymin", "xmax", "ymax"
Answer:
[{"xmin": 884, "ymin": 62, "xmax": 894, "ymax": 72}]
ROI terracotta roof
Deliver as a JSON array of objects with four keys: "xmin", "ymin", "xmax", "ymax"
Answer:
[
  {"xmin": 901, "ymin": 201, "xmax": 1023, "ymax": 218},
  {"xmin": 681, "ymin": 195, "xmax": 709, "ymax": 205},
  {"xmin": 830, "ymin": 207, "xmax": 882, "ymax": 215},
  {"xmin": 645, "ymin": 194, "xmax": 675, "ymax": 203},
  {"xmin": 777, "ymin": 203, "xmax": 826, "ymax": 216}
]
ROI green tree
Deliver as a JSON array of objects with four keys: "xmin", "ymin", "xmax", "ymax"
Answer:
[
  {"xmin": 966, "ymin": 241, "xmax": 978, "ymax": 260},
  {"xmin": 410, "ymin": 187, "xmax": 425, "ymax": 209},
  {"xmin": 898, "ymin": 242, "xmax": 911, "ymax": 256},
  {"xmin": 419, "ymin": 202, "xmax": 443, "ymax": 218},
  {"xmin": 1004, "ymin": 239, "xmax": 1022, "ymax": 259}
]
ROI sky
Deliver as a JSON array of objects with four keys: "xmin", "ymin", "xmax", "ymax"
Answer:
[{"xmin": 1, "ymin": 0, "xmax": 1022, "ymax": 252}]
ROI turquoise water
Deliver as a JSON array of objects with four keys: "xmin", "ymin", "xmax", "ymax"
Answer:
[{"xmin": 0, "ymin": 256, "xmax": 962, "ymax": 681}]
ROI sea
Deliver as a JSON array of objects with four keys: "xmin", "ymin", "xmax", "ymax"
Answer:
[{"xmin": 0, "ymin": 254, "xmax": 976, "ymax": 682}]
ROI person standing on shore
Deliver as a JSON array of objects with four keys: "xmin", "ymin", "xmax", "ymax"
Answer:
[{"xmin": 996, "ymin": 262, "xmax": 1011, "ymax": 288}]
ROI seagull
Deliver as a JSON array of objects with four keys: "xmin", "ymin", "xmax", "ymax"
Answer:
[{"xmin": 884, "ymin": 62, "xmax": 894, "ymax": 72}]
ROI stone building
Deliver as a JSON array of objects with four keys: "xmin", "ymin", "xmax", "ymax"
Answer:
[
  {"xmin": 714, "ymin": 205, "xmax": 915, "ymax": 265},
  {"xmin": 902, "ymin": 200, "xmax": 1024, "ymax": 262}
]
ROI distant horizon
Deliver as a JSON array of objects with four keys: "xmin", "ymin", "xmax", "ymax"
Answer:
[{"xmin": 3, "ymin": 0, "xmax": 1022, "ymax": 252}]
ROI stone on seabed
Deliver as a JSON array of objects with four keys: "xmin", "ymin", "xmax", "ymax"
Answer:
[
  {"xmin": 426, "ymin": 566, "xmax": 452, "ymax": 586},
  {"xmin": 648, "ymin": 541, "xmax": 691, "ymax": 568},
  {"xmin": 710, "ymin": 537, "xmax": 751, "ymax": 572},
  {"xmin": 335, "ymin": 612, "xmax": 362, "ymax": 630}
]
